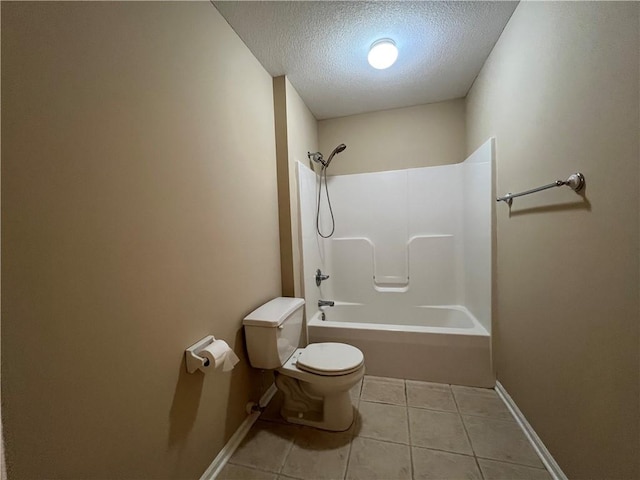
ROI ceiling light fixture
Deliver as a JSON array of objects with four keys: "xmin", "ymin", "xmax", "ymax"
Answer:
[{"xmin": 367, "ymin": 39, "xmax": 398, "ymax": 70}]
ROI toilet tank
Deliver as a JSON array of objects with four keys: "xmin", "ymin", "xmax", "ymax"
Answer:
[{"xmin": 243, "ymin": 297, "xmax": 305, "ymax": 369}]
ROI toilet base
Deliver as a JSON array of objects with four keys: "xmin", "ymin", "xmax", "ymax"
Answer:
[
  {"xmin": 274, "ymin": 370, "xmax": 360, "ymax": 432},
  {"xmin": 281, "ymin": 406, "xmax": 356, "ymax": 432}
]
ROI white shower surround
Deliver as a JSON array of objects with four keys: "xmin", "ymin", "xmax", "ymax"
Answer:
[{"xmin": 297, "ymin": 139, "xmax": 494, "ymax": 385}]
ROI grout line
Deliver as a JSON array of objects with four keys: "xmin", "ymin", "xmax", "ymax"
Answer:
[
  {"xmin": 342, "ymin": 431, "xmax": 355, "ymax": 480},
  {"xmin": 411, "ymin": 444, "xmax": 478, "ymax": 459},
  {"xmin": 451, "ymin": 386, "xmax": 485, "ymax": 480},
  {"xmin": 476, "ymin": 458, "xmax": 487, "ymax": 480},
  {"xmin": 405, "ymin": 404, "xmax": 463, "ymax": 415},
  {"xmin": 465, "ymin": 414, "xmax": 516, "ymax": 422},
  {"xmin": 475, "ymin": 454, "xmax": 553, "ymax": 470},
  {"xmin": 342, "ymin": 435, "xmax": 356, "ymax": 480},
  {"xmin": 343, "ymin": 393, "xmax": 361, "ymax": 480},
  {"xmin": 355, "ymin": 432, "xmax": 411, "ymax": 447},
  {"xmin": 349, "ymin": 400, "xmax": 360, "ymax": 438},
  {"xmin": 277, "ymin": 426, "xmax": 299, "ymax": 476},
  {"xmin": 358, "ymin": 398, "xmax": 408, "ymax": 407},
  {"xmin": 404, "ymin": 380, "xmax": 414, "ymax": 480},
  {"xmin": 402, "ymin": 378, "xmax": 408, "ymax": 406},
  {"xmin": 359, "ymin": 398, "xmax": 409, "ymax": 408},
  {"xmin": 355, "ymin": 433, "xmax": 492, "ymax": 460},
  {"xmin": 278, "ymin": 474, "xmax": 305, "ymax": 480}
]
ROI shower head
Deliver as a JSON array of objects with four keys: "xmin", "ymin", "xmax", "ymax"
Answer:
[
  {"xmin": 308, "ymin": 151, "xmax": 325, "ymax": 166},
  {"xmin": 324, "ymin": 143, "xmax": 347, "ymax": 168}
]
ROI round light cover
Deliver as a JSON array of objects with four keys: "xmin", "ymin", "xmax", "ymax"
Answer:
[{"xmin": 368, "ymin": 39, "xmax": 398, "ymax": 70}]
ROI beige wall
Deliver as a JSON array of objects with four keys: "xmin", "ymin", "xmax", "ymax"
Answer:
[
  {"xmin": 0, "ymin": 1, "xmax": 5, "ymax": 476},
  {"xmin": 2, "ymin": 3, "xmax": 281, "ymax": 478},
  {"xmin": 273, "ymin": 77, "xmax": 294, "ymax": 296},
  {"xmin": 466, "ymin": 2, "xmax": 639, "ymax": 478},
  {"xmin": 286, "ymin": 79, "xmax": 319, "ymax": 299},
  {"xmin": 318, "ymin": 99, "xmax": 466, "ymax": 176},
  {"xmin": 274, "ymin": 76, "xmax": 318, "ymax": 297}
]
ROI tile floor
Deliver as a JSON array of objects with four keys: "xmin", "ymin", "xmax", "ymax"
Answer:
[{"xmin": 218, "ymin": 376, "xmax": 552, "ymax": 480}]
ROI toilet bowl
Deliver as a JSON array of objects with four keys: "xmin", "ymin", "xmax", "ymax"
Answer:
[
  {"xmin": 243, "ymin": 297, "xmax": 365, "ymax": 431},
  {"xmin": 276, "ymin": 343, "xmax": 364, "ymax": 431}
]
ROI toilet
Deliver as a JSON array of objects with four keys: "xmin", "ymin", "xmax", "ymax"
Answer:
[{"xmin": 243, "ymin": 297, "xmax": 365, "ymax": 431}]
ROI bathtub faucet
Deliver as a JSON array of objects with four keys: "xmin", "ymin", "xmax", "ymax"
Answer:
[{"xmin": 318, "ymin": 300, "xmax": 335, "ymax": 308}]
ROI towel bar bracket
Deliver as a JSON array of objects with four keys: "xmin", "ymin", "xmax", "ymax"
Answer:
[{"xmin": 497, "ymin": 172, "xmax": 585, "ymax": 206}]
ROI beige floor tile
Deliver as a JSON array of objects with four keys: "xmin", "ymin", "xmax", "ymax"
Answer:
[
  {"xmin": 412, "ymin": 447, "xmax": 482, "ymax": 480},
  {"xmin": 478, "ymin": 458, "xmax": 552, "ymax": 480},
  {"xmin": 280, "ymin": 428, "xmax": 351, "ymax": 480},
  {"xmin": 463, "ymin": 416, "xmax": 543, "ymax": 468},
  {"xmin": 361, "ymin": 376, "xmax": 406, "ymax": 405},
  {"xmin": 454, "ymin": 391, "xmax": 513, "ymax": 420},
  {"xmin": 409, "ymin": 407, "xmax": 473, "ymax": 455},
  {"xmin": 356, "ymin": 400, "xmax": 409, "ymax": 444},
  {"xmin": 452, "ymin": 385, "xmax": 496, "ymax": 397},
  {"xmin": 237, "ymin": 377, "xmax": 549, "ymax": 480},
  {"xmin": 346, "ymin": 436, "xmax": 411, "ymax": 480},
  {"xmin": 218, "ymin": 463, "xmax": 278, "ymax": 480},
  {"xmin": 406, "ymin": 381, "xmax": 457, "ymax": 412},
  {"xmin": 230, "ymin": 421, "xmax": 297, "ymax": 473}
]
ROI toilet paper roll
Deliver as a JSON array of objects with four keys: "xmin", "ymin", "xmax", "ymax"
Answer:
[{"xmin": 199, "ymin": 340, "xmax": 240, "ymax": 372}]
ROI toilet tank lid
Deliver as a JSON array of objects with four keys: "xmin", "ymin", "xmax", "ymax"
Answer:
[{"xmin": 243, "ymin": 297, "xmax": 305, "ymax": 327}]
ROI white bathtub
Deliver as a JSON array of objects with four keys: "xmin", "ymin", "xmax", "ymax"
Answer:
[{"xmin": 307, "ymin": 304, "xmax": 494, "ymax": 387}]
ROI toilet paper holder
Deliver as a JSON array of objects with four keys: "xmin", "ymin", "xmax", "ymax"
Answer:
[{"xmin": 185, "ymin": 335, "xmax": 215, "ymax": 373}]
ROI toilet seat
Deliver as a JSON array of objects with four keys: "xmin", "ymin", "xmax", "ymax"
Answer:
[{"xmin": 296, "ymin": 342, "xmax": 364, "ymax": 376}]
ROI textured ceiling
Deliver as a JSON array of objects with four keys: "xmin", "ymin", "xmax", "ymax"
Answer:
[{"xmin": 213, "ymin": 1, "xmax": 518, "ymax": 120}]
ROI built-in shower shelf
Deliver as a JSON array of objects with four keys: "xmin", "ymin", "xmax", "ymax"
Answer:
[
  {"xmin": 374, "ymin": 285, "xmax": 410, "ymax": 293},
  {"xmin": 373, "ymin": 275, "xmax": 410, "ymax": 292}
]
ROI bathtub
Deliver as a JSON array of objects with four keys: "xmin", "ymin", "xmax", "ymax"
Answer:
[{"xmin": 307, "ymin": 304, "xmax": 494, "ymax": 387}]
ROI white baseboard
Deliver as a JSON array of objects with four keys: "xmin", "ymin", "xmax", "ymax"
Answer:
[
  {"xmin": 495, "ymin": 381, "xmax": 567, "ymax": 480},
  {"xmin": 200, "ymin": 384, "xmax": 278, "ymax": 480}
]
